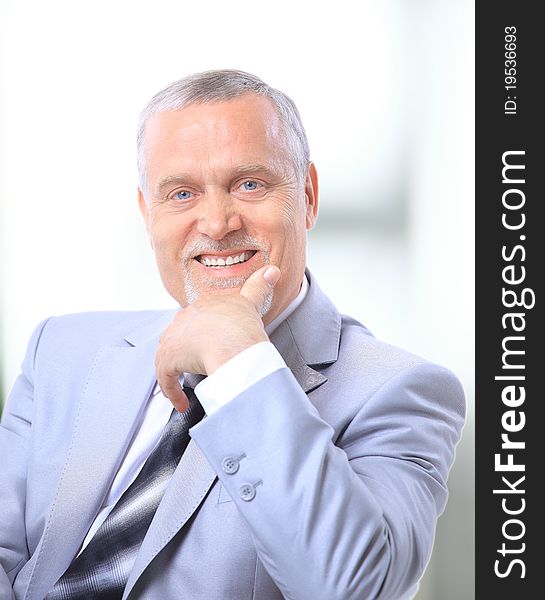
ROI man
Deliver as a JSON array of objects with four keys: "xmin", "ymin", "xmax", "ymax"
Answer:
[{"xmin": 0, "ymin": 70, "xmax": 465, "ymax": 599}]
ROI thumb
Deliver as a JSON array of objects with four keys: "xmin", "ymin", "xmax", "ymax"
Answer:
[{"xmin": 240, "ymin": 265, "xmax": 281, "ymax": 312}]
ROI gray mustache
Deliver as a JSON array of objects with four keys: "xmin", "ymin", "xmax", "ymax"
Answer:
[{"xmin": 183, "ymin": 235, "xmax": 269, "ymax": 258}]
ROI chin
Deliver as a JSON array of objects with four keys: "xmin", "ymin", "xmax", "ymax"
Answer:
[
  {"xmin": 181, "ymin": 274, "xmax": 274, "ymax": 318},
  {"xmin": 183, "ymin": 275, "xmax": 242, "ymax": 305}
]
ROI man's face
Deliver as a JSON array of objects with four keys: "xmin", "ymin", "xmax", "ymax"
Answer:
[{"xmin": 138, "ymin": 94, "xmax": 318, "ymax": 323}]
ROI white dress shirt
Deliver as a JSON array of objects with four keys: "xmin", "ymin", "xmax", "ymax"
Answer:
[{"xmin": 80, "ymin": 276, "xmax": 308, "ymax": 551}]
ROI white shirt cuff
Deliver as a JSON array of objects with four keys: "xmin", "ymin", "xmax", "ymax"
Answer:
[{"xmin": 194, "ymin": 341, "xmax": 287, "ymax": 415}]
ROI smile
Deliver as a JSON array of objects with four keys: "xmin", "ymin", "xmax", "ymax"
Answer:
[{"xmin": 196, "ymin": 250, "xmax": 256, "ymax": 268}]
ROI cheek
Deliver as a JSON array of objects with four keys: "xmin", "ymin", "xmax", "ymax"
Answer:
[
  {"xmin": 265, "ymin": 193, "xmax": 306, "ymax": 234},
  {"xmin": 279, "ymin": 194, "xmax": 303, "ymax": 223},
  {"xmin": 149, "ymin": 213, "xmax": 191, "ymax": 254},
  {"xmin": 269, "ymin": 225, "xmax": 307, "ymax": 291},
  {"xmin": 280, "ymin": 204, "xmax": 307, "ymax": 251},
  {"xmin": 253, "ymin": 201, "xmax": 305, "ymax": 263}
]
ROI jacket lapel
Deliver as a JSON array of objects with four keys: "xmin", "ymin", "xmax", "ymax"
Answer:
[
  {"xmin": 270, "ymin": 270, "xmax": 341, "ymax": 393},
  {"xmin": 122, "ymin": 439, "xmax": 217, "ymax": 599},
  {"xmin": 25, "ymin": 317, "xmax": 169, "ymax": 600}
]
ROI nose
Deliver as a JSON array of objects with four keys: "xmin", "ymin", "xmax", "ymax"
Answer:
[{"xmin": 196, "ymin": 188, "xmax": 242, "ymax": 240}]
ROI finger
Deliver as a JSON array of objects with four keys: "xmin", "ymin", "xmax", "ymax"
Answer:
[
  {"xmin": 240, "ymin": 265, "xmax": 281, "ymax": 312},
  {"xmin": 159, "ymin": 375, "xmax": 190, "ymax": 412}
]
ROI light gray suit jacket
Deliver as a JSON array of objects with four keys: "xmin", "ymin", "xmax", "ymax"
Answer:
[{"xmin": 0, "ymin": 273, "xmax": 465, "ymax": 600}]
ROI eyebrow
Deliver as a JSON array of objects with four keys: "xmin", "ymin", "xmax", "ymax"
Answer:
[
  {"xmin": 154, "ymin": 163, "xmax": 286, "ymax": 197},
  {"xmin": 155, "ymin": 174, "xmax": 194, "ymax": 197},
  {"xmin": 231, "ymin": 163, "xmax": 285, "ymax": 178}
]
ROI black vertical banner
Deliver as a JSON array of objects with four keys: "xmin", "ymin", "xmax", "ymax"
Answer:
[{"xmin": 476, "ymin": 3, "xmax": 541, "ymax": 598}]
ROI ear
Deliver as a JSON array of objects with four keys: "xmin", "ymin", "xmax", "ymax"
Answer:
[
  {"xmin": 138, "ymin": 187, "xmax": 154, "ymax": 249},
  {"xmin": 304, "ymin": 161, "xmax": 319, "ymax": 230}
]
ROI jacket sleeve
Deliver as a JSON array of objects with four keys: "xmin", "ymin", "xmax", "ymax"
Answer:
[
  {"xmin": 0, "ymin": 319, "xmax": 50, "ymax": 598},
  {"xmin": 189, "ymin": 362, "xmax": 465, "ymax": 600}
]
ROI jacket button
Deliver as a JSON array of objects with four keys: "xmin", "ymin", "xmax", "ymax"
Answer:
[
  {"xmin": 221, "ymin": 456, "xmax": 240, "ymax": 475},
  {"xmin": 239, "ymin": 483, "xmax": 256, "ymax": 502}
]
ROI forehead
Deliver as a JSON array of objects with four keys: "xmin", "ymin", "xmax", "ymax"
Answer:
[{"xmin": 143, "ymin": 95, "xmax": 286, "ymax": 163}]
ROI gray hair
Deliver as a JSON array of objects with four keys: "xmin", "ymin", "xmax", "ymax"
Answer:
[{"xmin": 137, "ymin": 69, "xmax": 310, "ymax": 190}]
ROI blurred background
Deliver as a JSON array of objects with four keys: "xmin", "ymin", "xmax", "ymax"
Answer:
[{"xmin": 0, "ymin": 1, "xmax": 474, "ymax": 597}]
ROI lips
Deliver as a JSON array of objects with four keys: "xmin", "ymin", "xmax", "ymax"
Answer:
[{"xmin": 196, "ymin": 250, "xmax": 257, "ymax": 268}]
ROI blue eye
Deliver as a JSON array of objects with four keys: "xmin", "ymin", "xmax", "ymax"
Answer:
[
  {"xmin": 240, "ymin": 180, "xmax": 260, "ymax": 191},
  {"xmin": 175, "ymin": 190, "xmax": 192, "ymax": 201}
]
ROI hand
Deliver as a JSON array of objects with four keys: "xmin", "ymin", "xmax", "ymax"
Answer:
[{"xmin": 156, "ymin": 265, "xmax": 281, "ymax": 412}]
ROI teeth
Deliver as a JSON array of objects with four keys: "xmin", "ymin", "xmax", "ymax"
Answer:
[{"xmin": 200, "ymin": 251, "xmax": 253, "ymax": 267}]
